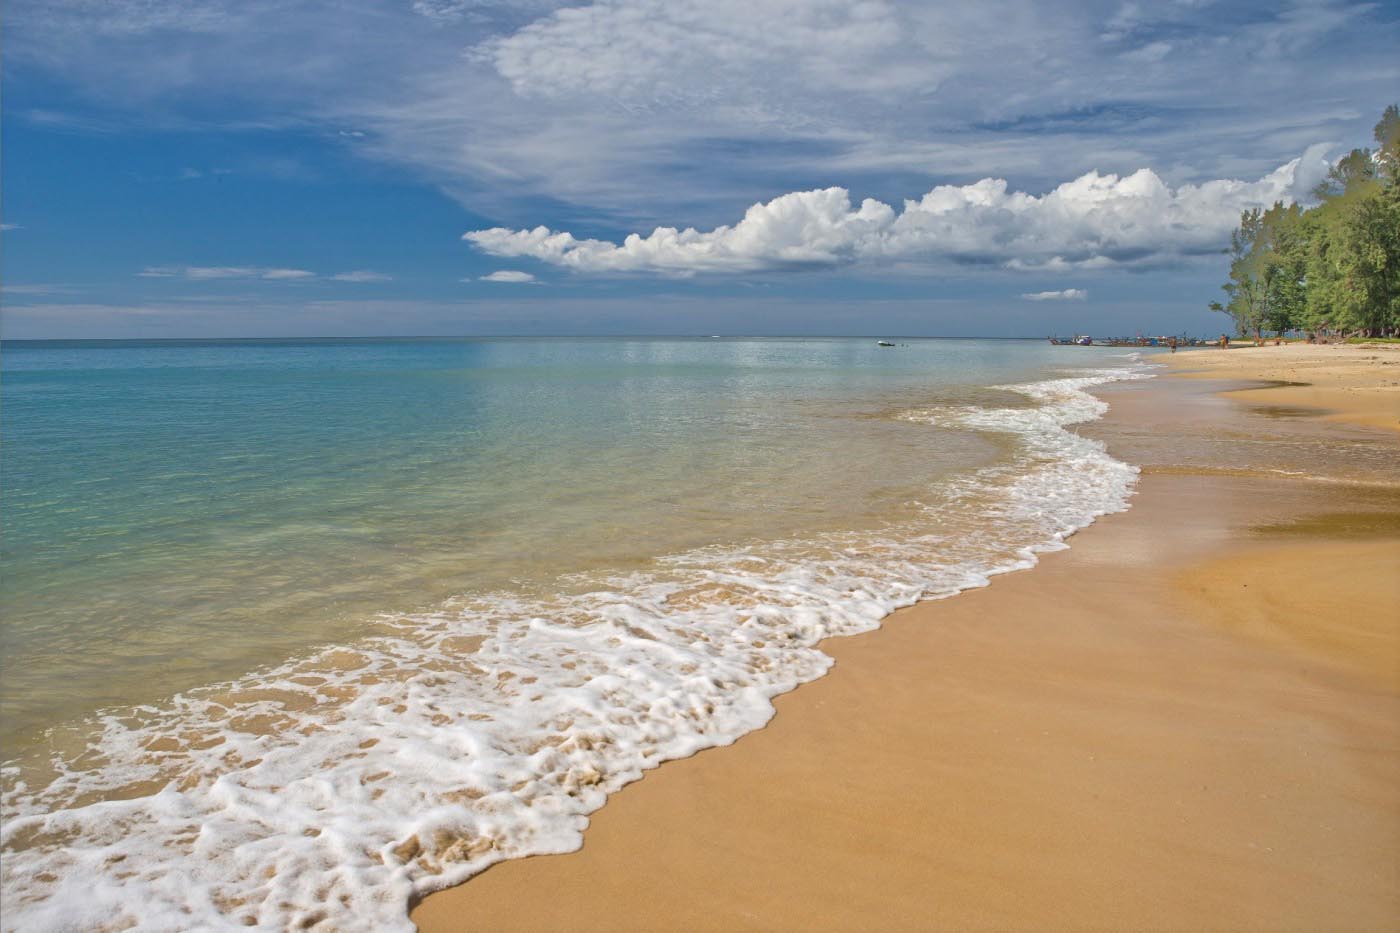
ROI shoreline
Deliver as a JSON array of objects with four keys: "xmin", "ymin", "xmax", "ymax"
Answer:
[
  {"xmin": 412, "ymin": 345, "xmax": 1400, "ymax": 931},
  {"xmin": 1, "ymin": 345, "xmax": 1152, "ymax": 931}
]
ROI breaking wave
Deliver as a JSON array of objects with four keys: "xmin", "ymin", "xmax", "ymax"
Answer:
[{"xmin": 1, "ymin": 364, "xmax": 1148, "ymax": 931}]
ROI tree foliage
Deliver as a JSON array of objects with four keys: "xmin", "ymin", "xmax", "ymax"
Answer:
[{"xmin": 1213, "ymin": 104, "xmax": 1400, "ymax": 338}]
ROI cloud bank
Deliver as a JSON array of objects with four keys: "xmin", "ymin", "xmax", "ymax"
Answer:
[
  {"xmin": 9, "ymin": 0, "xmax": 1394, "ymax": 222},
  {"xmin": 1023, "ymin": 289, "xmax": 1087, "ymax": 301},
  {"xmin": 465, "ymin": 149, "xmax": 1328, "ymax": 276}
]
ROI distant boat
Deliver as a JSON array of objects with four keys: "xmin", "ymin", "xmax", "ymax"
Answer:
[
  {"xmin": 1047, "ymin": 336, "xmax": 1093, "ymax": 346},
  {"xmin": 876, "ymin": 340, "xmax": 896, "ymax": 347}
]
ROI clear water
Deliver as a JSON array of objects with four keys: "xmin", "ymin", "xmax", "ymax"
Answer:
[
  {"xmin": 0, "ymin": 337, "xmax": 1058, "ymax": 742},
  {"xmin": 1, "ymin": 336, "xmax": 1146, "ymax": 931}
]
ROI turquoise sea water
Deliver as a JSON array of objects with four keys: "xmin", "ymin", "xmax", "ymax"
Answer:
[
  {"xmin": 2, "ymin": 336, "xmax": 1145, "ymax": 930},
  {"xmin": 1, "ymin": 337, "xmax": 1072, "ymax": 742}
]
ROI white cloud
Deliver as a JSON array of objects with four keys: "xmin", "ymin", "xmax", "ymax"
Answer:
[
  {"xmin": 138, "ymin": 266, "xmax": 316, "ymax": 280},
  {"xmin": 330, "ymin": 270, "xmax": 393, "ymax": 282},
  {"xmin": 1022, "ymin": 288, "xmax": 1087, "ymax": 301},
  {"xmin": 482, "ymin": 0, "xmax": 920, "ymax": 105},
  {"xmin": 1, "ymin": 223, "xmax": 21, "ymax": 232},
  {"xmin": 478, "ymin": 270, "xmax": 538, "ymax": 283},
  {"xmin": 465, "ymin": 150, "xmax": 1327, "ymax": 276}
]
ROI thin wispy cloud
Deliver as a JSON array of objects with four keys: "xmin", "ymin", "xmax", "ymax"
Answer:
[
  {"xmin": 330, "ymin": 270, "xmax": 394, "ymax": 283},
  {"xmin": 1023, "ymin": 289, "xmax": 1087, "ymax": 301},
  {"xmin": 138, "ymin": 266, "xmax": 392, "ymax": 283},
  {"xmin": 138, "ymin": 266, "xmax": 314, "ymax": 281},
  {"xmin": 2, "ymin": 283, "xmax": 77, "ymax": 296}
]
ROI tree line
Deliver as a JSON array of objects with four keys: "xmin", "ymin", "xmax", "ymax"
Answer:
[{"xmin": 1211, "ymin": 104, "xmax": 1400, "ymax": 340}]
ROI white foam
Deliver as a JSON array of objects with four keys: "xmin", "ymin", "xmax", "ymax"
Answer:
[{"xmin": 1, "ymin": 363, "xmax": 1149, "ymax": 931}]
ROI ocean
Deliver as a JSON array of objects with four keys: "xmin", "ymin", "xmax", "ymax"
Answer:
[{"xmin": 1, "ymin": 337, "xmax": 1148, "ymax": 930}]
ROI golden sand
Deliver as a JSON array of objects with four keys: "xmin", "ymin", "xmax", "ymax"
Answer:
[
  {"xmin": 412, "ymin": 346, "xmax": 1400, "ymax": 932},
  {"xmin": 1173, "ymin": 342, "xmax": 1400, "ymax": 433}
]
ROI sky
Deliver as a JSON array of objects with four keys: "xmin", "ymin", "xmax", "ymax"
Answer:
[{"xmin": 2, "ymin": 0, "xmax": 1397, "ymax": 339}]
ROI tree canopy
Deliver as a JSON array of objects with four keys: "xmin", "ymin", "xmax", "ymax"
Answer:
[{"xmin": 1212, "ymin": 104, "xmax": 1400, "ymax": 338}]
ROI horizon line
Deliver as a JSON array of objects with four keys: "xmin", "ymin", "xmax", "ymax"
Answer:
[{"xmin": 1, "ymin": 332, "xmax": 1201, "ymax": 344}]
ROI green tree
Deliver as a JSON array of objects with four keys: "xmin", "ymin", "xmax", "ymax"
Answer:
[
  {"xmin": 1209, "ymin": 203, "xmax": 1307, "ymax": 338},
  {"xmin": 1210, "ymin": 207, "xmax": 1267, "ymax": 337},
  {"xmin": 1259, "ymin": 202, "xmax": 1308, "ymax": 335},
  {"xmin": 1374, "ymin": 104, "xmax": 1400, "ymax": 184},
  {"xmin": 1214, "ymin": 103, "xmax": 1400, "ymax": 339},
  {"xmin": 1299, "ymin": 208, "xmax": 1341, "ymax": 333},
  {"xmin": 1312, "ymin": 147, "xmax": 1377, "ymax": 201},
  {"xmin": 1331, "ymin": 179, "xmax": 1400, "ymax": 335}
]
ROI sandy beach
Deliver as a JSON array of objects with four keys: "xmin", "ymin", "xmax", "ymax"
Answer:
[
  {"xmin": 413, "ymin": 345, "xmax": 1400, "ymax": 931},
  {"xmin": 1174, "ymin": 342, "xmax": 1400, "ymax": 434},
  {"xmin": 8, "ymin": 7, "xmax": 1398, "ymax": 928}
]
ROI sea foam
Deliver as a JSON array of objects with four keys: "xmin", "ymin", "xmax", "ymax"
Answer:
[{"xmin": 1, "ymin": 363, "xmax": 1148, "ymax": 931}]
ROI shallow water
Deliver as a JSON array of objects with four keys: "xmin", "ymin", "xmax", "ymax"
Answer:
[
  {"xmin": 1, "ymin": 337, "xmax": 1149, "ymax": 930},
  {"xmin": 0, "ymin": 337, "xmax": 1066, "ymax": 741}
]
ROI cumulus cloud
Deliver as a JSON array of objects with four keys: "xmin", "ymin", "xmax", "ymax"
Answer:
[
  {"xmin": 1023, "ymin": 288, "xmax": 1087, "ymax": 301},
  {"xmin": 477, "ymin": 270, "xmax": 537, "ymax": 283},
  {"xmin": 465, "ymin": 149, "xmax": 1328, "ymax": 276}
]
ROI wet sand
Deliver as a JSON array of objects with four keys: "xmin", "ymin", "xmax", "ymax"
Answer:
[
  {"xmin": 412, "ymin": 347, "xmax": 1400, "ymax": 931},
  {"xmin": 1173, "ymin": 342, "xmax": 1400, "ymax": 433}
]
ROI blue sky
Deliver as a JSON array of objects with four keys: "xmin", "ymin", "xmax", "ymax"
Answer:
[{"xmin": 2, "ymin": 0, "xmax": 1397, "ymax": 338}]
